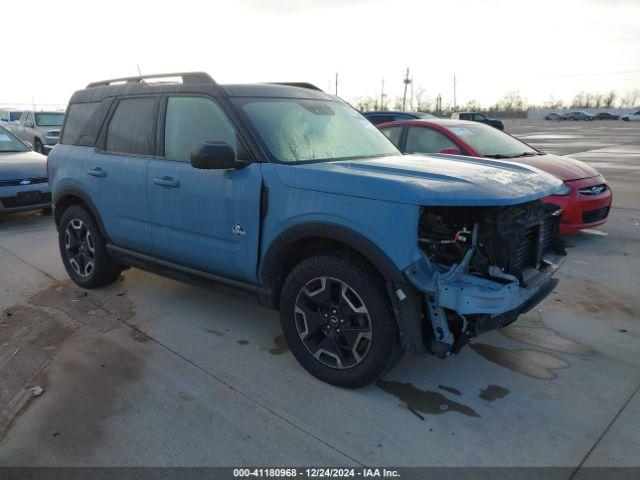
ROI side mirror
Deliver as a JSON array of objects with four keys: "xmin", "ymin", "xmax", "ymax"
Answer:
[
  {"xmin": 26, "ymin": 122, "xmax": 34, "ymax": 128},
  {"xmin": 190, "ymin": 142, "xmax": 247, "ymax": 170},
  {"xmin": 439, "ymin": 148, "xmax": 461, "ymax": 155}
]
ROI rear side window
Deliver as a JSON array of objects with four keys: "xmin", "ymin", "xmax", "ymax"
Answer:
[
  {"xmin": 105, "ymin": 97, "xmax": 157, "ymax": 155},
  {"xmin": 62, "ymin": 102, "xmax": 100, "ymax": 145},
  {"xmin": 164, "ymin": 96, "xmax": 237, "ymax": 162}
]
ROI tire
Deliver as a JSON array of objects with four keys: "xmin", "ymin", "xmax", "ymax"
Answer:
[
  {"xmin": 34, "ymin": 139, "xmax": 45, "ymax": 154},
  {"xmin": 58, "ymin": 205, "xmax": 122, "ymax": 289},
  {"xmin": 279, "ymin": 252, "xmax": 402, "ymax": 388}
]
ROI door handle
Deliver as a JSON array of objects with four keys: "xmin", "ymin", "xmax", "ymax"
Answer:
[
  {"xmin": 153, "ymin": 177, "xmax": 180, "ymax": 188},
  {"xmin": 87, "ymin": 167, "xmax": 107, "ymax": 177}
]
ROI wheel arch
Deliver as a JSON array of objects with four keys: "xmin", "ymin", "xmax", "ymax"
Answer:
[
  {"xmin": 260, "ymin": 222, "xmax": 406, "ymax": 309},
  {"xmin": 53, "ymin": 186, "xmax": 109, "ymax": 240}
]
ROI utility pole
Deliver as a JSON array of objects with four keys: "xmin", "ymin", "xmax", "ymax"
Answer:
[
  {"xmin": 402, "ymin": 68, "xmax": 411, "ymax": 111},
  {"xmin": 335, "ymin": 72, "xmax": 338, "ymax": 96},
  {"xmin": 453, "ymin": 73, "xmax": 457, "ymax": 109},
  {"xmin": 380, "ymin": 79, "xmax": 385, "ymax": 110}
]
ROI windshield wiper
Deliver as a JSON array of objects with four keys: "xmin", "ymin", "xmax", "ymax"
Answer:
[
  {"xmin": 514, "ymin": 152, "xmax": 537, "ymax": 157},
  {"xmin": 484, "ymin": 154, "xmax": 514, "ymax": 159}
]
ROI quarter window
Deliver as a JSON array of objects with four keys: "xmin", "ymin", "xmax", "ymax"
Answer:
[
  {"xmin": 105, "ymin": 97, "xmax": 157, "ymax": 155},
  {"xmin": 406, "ymin": 127, "xmax": 458, "ymax": 154},
  {"xmin": 62, "ymin": 102, "xmax": 100, "ymax": 145},
  {"xmin": 164, "ymin": 96, "xmax": 237, "ymax": 162}
]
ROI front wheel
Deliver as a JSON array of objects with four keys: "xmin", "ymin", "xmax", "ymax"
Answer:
[
  {"xmin": 279, "ymin": 253, "xmax": 402, "ymax": 388},
  {"xmin": 34, "ymin": 139, "xmax": 45, "ymax": 154},
  {"xmin": 58, "ymin": 205, "xmax": 122, "ymax": 289}
]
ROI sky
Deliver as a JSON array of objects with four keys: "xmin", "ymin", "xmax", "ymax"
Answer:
[{"xmin": 1, "ymin": 0, "xmax": 639, "ymax": 110}]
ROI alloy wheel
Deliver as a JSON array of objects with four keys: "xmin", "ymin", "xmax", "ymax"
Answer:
[
  {"xmin": 294, "ymin": 276, "xmax": 372, "ymax": 369},
  {"xmin": 64, "ymin": 218, "xmax": 96, "ymax": 277}
]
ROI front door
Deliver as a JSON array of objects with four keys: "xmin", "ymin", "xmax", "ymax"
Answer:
[{"xmin": 147, "ymin": 95, "xmax": 262, "ymax": 283}]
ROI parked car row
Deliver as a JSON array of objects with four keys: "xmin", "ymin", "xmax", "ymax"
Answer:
[{"xmin": 544, "ymin": 110, "xmax": 639, "ymax": 121}]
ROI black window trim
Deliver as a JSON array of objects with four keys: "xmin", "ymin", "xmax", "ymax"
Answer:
[
  {"xmin": 96, "ymin": 94, "xmax": 160, "ymax": 158},
  {"xmin": 155, "ymin": 92, "xmax": 256, "ymax": 165}
]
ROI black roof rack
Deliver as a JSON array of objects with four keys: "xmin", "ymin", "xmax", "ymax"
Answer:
[
  {"xmin": 86, "ymin": 72, "xmax": 215, "ymax": 88},
  {"xmin": 268, "ymin": 82, "xmax": 323, "ymax": 92}
]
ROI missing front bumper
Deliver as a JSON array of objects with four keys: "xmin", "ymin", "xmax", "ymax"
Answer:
[{"xmin": 399, "ymin": 251, "xmax": 565, "ymax": 357}]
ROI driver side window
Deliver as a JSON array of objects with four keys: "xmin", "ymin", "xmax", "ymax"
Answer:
[
  {"xmin": 405, "ymin": 126, "xmax": 458, "ymax": 154},
  {"xmin": 164, "ymin": 96, "xmax": 237, "ymax": 162}
]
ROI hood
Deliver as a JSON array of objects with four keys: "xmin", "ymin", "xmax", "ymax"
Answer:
[
  {"xmin": 510, "ymin": 153, "xmax": 600, "ymax": 181},
  {"xmin": 0, "ymin": 151, "xmax": 47, "ymax": 180},
  {"xmin": 275, "ymin": 154, "xmax": 563, "ymax": 206}
]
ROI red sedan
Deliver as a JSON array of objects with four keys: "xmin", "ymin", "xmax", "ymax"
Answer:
[{"xmin": 378, "ymin": 119, "xmax": 612, "ymax": 234}]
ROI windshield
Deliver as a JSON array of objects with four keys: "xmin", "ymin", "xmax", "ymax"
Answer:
[
  {"xmin": 237, "ymin": 98, "xmax": 399, "ymax": 163},
  {"xmin": 445, "ymin": 123, "xmax": 538, "ymax": 158},
  {"xmin": 9, "ymin": 111, "xmax": 23, "ymax": 122},
  {"xmin": 0, "ymin": 127, "xmax": 28, "ymax": 153},
  {"xmin": 35, "ymin": 113, "xmax": 64, "ymax": 127}
]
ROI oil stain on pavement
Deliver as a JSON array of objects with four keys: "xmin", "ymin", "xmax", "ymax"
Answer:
[
  {"xmin": 479, "ymin": 385, "xmax": 510, "ymax": 402},
  {"xmin": 500, "ymin": 325, "xmax": 593, "ymax": 356},
  {"xmin": 470, "ymin": 343, "xmax": 569, "ymax": 379},
  {"xmin": 269, "ymin": 335, "xmax": 289, "ymax": 355},
  {"xmin": 376, "ymin": 380, "xmax": 480, "ymax": 418},
  {"xmin": 438, "ymin": 385, "xmax": 462, "ymax": 396}
]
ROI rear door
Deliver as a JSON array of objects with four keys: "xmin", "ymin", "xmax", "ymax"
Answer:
[
  {"xmin": 82, "ymin": 96, "xmax": 158, "ymax": 254},
  {"xmin": 147, "ymin": 95, "xmax": 262, "ymax": 283}
]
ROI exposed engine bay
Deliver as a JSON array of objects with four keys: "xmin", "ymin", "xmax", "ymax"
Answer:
[
  {"xmin": 405, "ymin": 200, "xmax": 567, "ymax": 358},
  {"xmin": 418, "ymin": 200, "xmax": 566, "ymax": 286}
]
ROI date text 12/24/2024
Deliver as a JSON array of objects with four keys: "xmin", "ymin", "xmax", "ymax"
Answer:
[{"xmin": 233, "ymin": 469, "xmax": 400, "ymax": 478}]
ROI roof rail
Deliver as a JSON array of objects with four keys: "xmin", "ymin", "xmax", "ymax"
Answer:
[
  {"xmin": 269, "ymin": 82, "xmax": 324, "ymax": 92},
  {"xmin": 86, "ymin": 72, "xmax": 215, "ymax": 88}
]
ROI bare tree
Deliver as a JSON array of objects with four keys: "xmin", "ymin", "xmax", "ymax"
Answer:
[
  {"xmin": 496, "ymin": 90, "xmax": 526, "ymax": 112},
  {"xmin": 354, "ymin": 96, "xmax": 377, "ymax": 112},
  {"xmin": 620, "ymin": 89, "xmax": 640, "ymax": 108},
  {"xmin": 543, "ymin": 96, "xmax": 564, "ymax": 109},
  {"xmin": 604, "ymin": 91, "xmax": 616, "ymax": 108},
  {"xmin": 463, "ymin": 99, "xmax": 481, "ymax": 111}
]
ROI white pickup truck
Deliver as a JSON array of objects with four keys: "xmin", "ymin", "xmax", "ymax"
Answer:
[{"xmin": 12, "ymin": 110, "xmax": 65, "ymax": 154}]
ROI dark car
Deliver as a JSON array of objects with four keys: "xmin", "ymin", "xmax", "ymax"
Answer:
[
  {"xmin": 565, "ymin": 111, "xmax": 595, "ymax": 121},
  {"xmin": 544, "ymin": 112, "xmax": 567, "ymax": 121},
  {"xmin": 451, "ymin": 111, "xmax": 504, "ymax": 130},
  {"xmin": 362, "ymin": 110, "xmax": 435, "ymax": 125},
  {"xmin": 0, "ymin": 126, "xmax": 51, "ymax": 215},
  {"xmin": 595, "ymin": 112, "xmax": 620, "ymax": 120}
]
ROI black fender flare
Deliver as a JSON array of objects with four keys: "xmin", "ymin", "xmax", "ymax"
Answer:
[
  {"xmin": 53, "ymin": 185, "xmax": 109, "ymax": 240},
  {"xmin": 260, "ymin": 221, "xmax": 405, "ymax": 288}
]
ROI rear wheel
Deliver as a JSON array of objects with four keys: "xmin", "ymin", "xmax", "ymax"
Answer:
[
  {"xmin": 58, "ymin": 205, "xmax": 122, "ymax": 288},
  {"xmin": 279, "ymin": 253, "xmax": 402, "ymax": 388}
]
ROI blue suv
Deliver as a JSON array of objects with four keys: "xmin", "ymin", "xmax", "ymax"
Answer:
[{"xmin": 49, "ymin": 72, "xmax": 566, "ymax": 387}]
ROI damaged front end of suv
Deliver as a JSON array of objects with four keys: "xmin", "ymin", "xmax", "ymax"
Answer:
[{"xmin": 401, "ymin": 200, "xmax": 566, "ymax": 358}]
